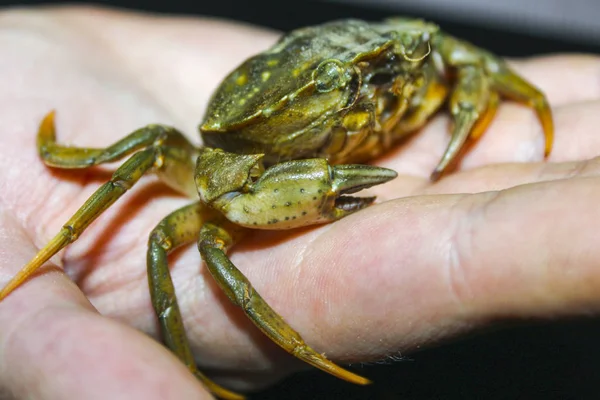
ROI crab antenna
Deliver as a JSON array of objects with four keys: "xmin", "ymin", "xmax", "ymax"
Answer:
[{"xmin": 403, "ymin": 42, "xmax": 431, "ymax": 62}]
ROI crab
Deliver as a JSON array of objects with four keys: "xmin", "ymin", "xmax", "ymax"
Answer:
[{"xmin": 0, "ymin": 17, "xmax": 552, "ymax": 399}]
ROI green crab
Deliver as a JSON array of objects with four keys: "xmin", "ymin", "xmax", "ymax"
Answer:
[{"xmin": 0, "ymin": 17, "xmax": 552, "ymax": 399}]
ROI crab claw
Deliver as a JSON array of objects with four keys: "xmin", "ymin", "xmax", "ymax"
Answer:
[{"xmin": 207, "ymin": 157, "xmax": 397, "ymax": 229}]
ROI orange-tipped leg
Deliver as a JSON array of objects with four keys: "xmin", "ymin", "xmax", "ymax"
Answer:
[
  {"xmin": 0, "ymin": 230, "xmax": 70, "ymax": 301},
  {"xmin": 489, "ymin": 61, "xmax": 554, "ymax": 156},
  {"xmin": 198, "ymin": 220, "xmax": 371, "ymax": 386}
]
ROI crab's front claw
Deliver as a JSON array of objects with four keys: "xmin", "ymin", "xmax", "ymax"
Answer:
[
  {"xmin": 205, "ymin": 156, "xmax": 396, "ymax": 229},
  {"xmin": 222, "ymin": 159, "xmax": 397, "ymax": 229}
]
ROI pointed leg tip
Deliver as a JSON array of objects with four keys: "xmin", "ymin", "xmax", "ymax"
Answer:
[
  {"xmin": 0, "ymin": 260, "xmax": 42, "ymax": 302},
  {"xmin": 322, "ymin": 363, "xmax": 372, "ymax": 386},
  {"xmin": 0, "ymin": 232, "xmax": 72, "ymax": 303},
  {"xmin": 542, "ymin": 124, "xmax": 554, "ymax": 157},
  {"xmin": 348, "ymin": 373, "xmax": 372, "ymax": 386},
  {"xmin": 301, "ymin": 349, "xmax": 372, "ymax": 386},
  {"xmin": 39, "ymin": 110, "xmax": 58, "ymax": 143},
  {"xmin": 534, "ymin": 98, "xmax": 554, "ymax": 158},
  {"xmin": 200, "ymin": 374, "xmax": 247, "ymax": 400},
  {"xmin": 338, "ymin": 368, "xmax": 372, "ymax": 385},
  {"xmin": 215, "ymin": 390, "xmax": 246, "ymax": 400},
  {"xmin": 43, "ymin": 110, "xmax": 56, "ymax": 124},
  {"xmin": 0, "ymin": 270, "xmax": 34, "ymax": 302},
  {"xmin": 430, "ymin": 168, "xmax": 443, "ymax": 182}
]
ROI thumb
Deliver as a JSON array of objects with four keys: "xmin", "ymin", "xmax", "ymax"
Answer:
[{"xmin": 262, "ymin": 169, "xmax": 600, "ymax": 360}]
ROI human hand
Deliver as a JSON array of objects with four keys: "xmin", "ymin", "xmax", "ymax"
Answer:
[{"xmin": 1, "ymin": 6, "xmax": 599, "ymax": 399}]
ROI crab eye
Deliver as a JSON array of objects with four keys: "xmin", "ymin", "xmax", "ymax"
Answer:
[{"xmin": 313, "ymin": 59, "xmax": 351, "ymax": 93}]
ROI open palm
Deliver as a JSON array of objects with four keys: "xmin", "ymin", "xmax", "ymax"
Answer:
[{"xmin": 1, "ymin": 7, "xmax": 600, "ymax": 399}]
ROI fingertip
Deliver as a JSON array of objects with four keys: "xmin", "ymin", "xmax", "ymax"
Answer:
[{"xmin": 457, "ymin": 179, "xmax": 600, "ymax": 318}]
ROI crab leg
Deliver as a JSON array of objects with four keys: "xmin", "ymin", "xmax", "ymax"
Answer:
[
  {"xmin": 470, "ymin": 91, "xmax": 500, "ymax": 140},
  {"xmin": 429, "ymin": 34, "xmax": 554, "ymax": 180},
  {"xmin": 489, "ymin": 62, "xmax": 554, "ymax": 155},
  {"xmin": 0, "ymin": 112, "xmax": 198, "ymax": 300},
  {"xmin": 148, "ymin": 203, "xmax": 246, "ymax": 400},
  {"xmin": 197, "ymin": 217, "xmax": 371, "ymax": 386},
  {"xmin": 431, "ymin": 65, "xmax": 492, "ymax": 180},
  {"xmin": 0, "ymin": 147, "xmax": 155, "ymax": 300}
]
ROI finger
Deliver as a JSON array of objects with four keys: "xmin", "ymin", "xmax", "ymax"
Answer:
[
  {"xmin": 375, "ymin": 154, "xmax": 600, "ymax": 201},
  {"xmin": 455, "ymin": 177, "xmax": 600, "ymax": 318},
  {"xmin": 426, "ymin": 155, "xmax": 600, "ymax": 194},
  {"xmin": 0, "ymin": 210, "xmax": 214, "ymax": 400},
  {"xmin": 235, "ymin": 175, "xmax": 600, "ymax": 362}
]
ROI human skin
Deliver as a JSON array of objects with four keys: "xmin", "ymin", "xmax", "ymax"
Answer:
[{"xmin": 1, "ymin": 6, "xmax": 600, "ymax": 399}]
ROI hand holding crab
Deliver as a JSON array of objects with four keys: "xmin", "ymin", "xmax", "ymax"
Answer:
[{"xmin": 1, "ymin": 7, "xmax": 600, "ymax": 400}]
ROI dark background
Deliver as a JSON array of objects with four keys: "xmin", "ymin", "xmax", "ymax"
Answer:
[{"xmin": 2, "ymin": 1, "xmax": 600, "ymax": 399}]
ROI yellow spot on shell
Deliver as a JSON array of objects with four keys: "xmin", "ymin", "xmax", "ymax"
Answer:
[
  {"xmin": 261, "ymin": 71, "xmax": 271, "ymax": 82},
  {"xmin": 343, "ymin": 111, "xmax": 371, "ymax": 131},
  {"xmin": 235, "ymin": 73, "xmax": 247, "ymax": 85},
  {"xmin": 267, "ymin": 59, "xmax": 279, "ymax": 67}
]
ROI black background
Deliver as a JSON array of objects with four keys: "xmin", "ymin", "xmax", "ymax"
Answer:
[{"xmin": 2, "ymin": 1, "xmax": 600, "ymax": 399}]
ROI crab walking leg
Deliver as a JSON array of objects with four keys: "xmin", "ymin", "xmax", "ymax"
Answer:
[
  {"xmin": 429, "ymin": 35, "xmax": 554, "ymax": 180},
  {"xmin": 0, "ymin": 148, "xmax": 155, "ymax": 300},
  {"xmin": 197, "ymin": 219, "xmax": 371, "ymax": 386},
  {"xmin": 469, "ymin": 91, "xmax": 500, "ymax": 140},
  {"xmin": 148, "ymin": 203, "xmax": 246, "ymax": 400},
  {"xmin": 430, "ymin": 65, "xmax": 492, "ymax": 180},
  {"xmin": 38, "ymin": 111, "xmax": 172, "ymax": 168},
  {"xmin": 488, "ymin": 62, "xmax": 554, "ymax": 155},
  {"xmin": 0, "ymin": 113, "xmax": 199, "ymax": 300}
]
